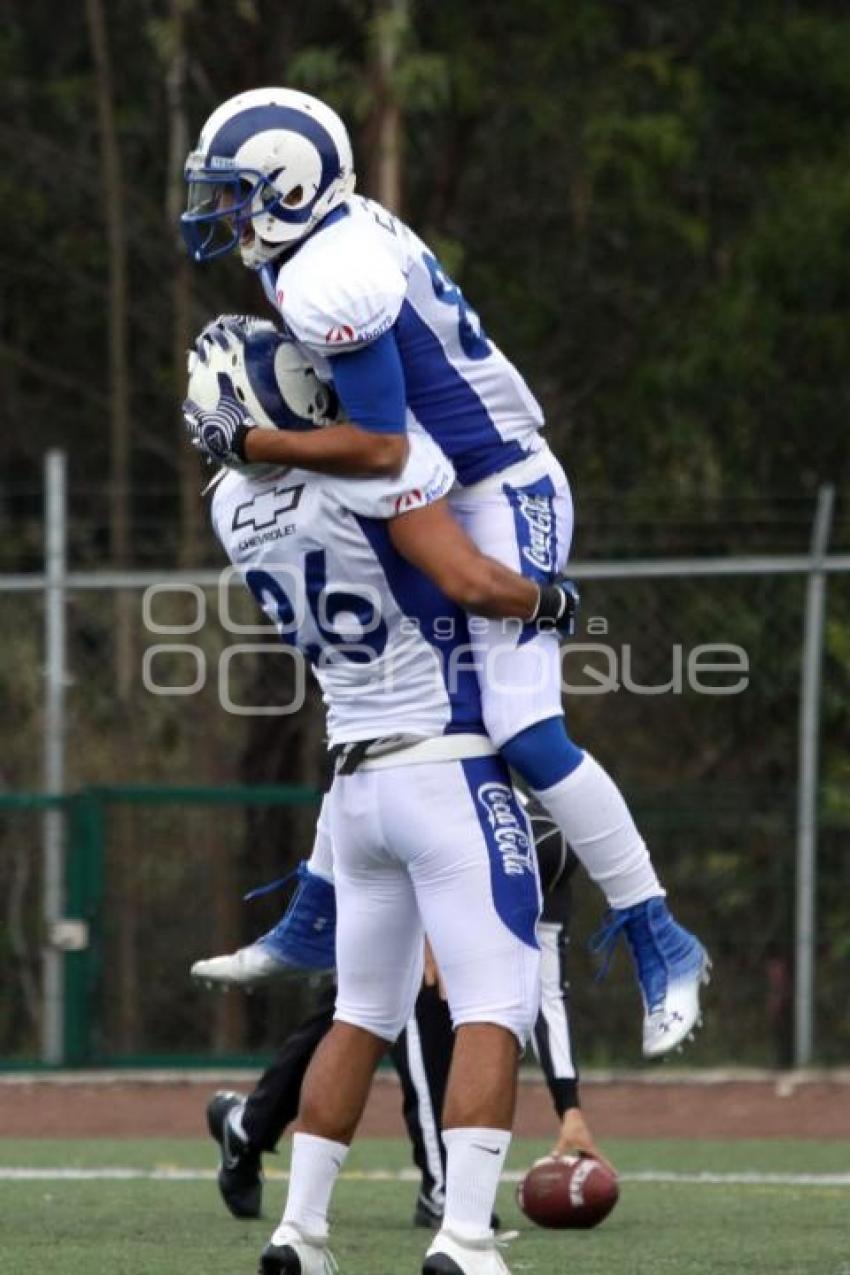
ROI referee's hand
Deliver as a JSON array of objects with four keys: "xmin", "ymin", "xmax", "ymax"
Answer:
[{"xmin": 552, "ymin": 1108, "xmax": 617, "ymax": 1175}]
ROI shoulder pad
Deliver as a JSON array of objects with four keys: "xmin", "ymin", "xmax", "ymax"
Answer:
[{"xmin": 280, "ymin": 236, "xmax": 406, "ymax": 354}]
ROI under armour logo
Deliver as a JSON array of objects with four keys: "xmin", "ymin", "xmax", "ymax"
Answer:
[
  {"xmin": 232, "ymin": 484, "xmax": 304, "ymax": 533},
  {"xmin": 203, "ymin": 424, "xmax": 228, "ymax": 457}
]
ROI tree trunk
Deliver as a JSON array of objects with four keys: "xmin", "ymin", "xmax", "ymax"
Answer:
[
  {"xmin": 370, "ymin": 0, "xmax": 408, "ymax": 215},
  {"xmin": 85, "ymin": 0, "xmax": 133, "ymax": 700},
  {"xmin": 165, "ymin": 0, "xmax": 202, "ymax": 568},
  {"xmin": 86, "ymin": 0, "xmax": 140, "ymax": 1053}
]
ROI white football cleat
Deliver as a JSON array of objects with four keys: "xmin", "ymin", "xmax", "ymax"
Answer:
[
  {"xmin": 591, "ymin": 897, "xmax": 711, "ymax": 1059},
  {"xmin": 423, "ymin": 1227, "xmax": 513, "ymax": 1274},
  {"xmin": 642, "ymin": 954, "xmax": 711, "ymax": 1058},
  {"xmin": 190, "ymin": 943, "xmax": 287, "ymax": 989},
  {"xmin": 260, "ymin": 1221, "xmax": 339, "ymax": 1274}
]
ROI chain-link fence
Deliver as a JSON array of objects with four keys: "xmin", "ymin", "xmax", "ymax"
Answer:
[
  {"xmin": 0, "ymin": 788, "xmax": 332, "ymax": 1066},
  {"xmin": 1, "ymin": 460, "xmax": 848, "ymax": 1068}
]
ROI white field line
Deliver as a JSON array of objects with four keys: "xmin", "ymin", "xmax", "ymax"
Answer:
[
  {"xmin": 3, "ymin": 1067, "xmax": 850, "ymax": 1086},
  {"xmin": 1, "ymin": 1167, "xmax": 849, "ymax": 1187}
]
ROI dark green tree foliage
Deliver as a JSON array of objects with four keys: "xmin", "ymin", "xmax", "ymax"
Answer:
[
  {"xmin": 3, "ymin": 0, "xmax": 848, "ymax": 520},
  {"xmin": 413, "ymin": 2, "xmax": 850, "ymax": 500}
]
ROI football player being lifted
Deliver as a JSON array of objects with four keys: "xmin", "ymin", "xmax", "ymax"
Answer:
[{"xmin": 181, "ymin": 88, "xmax": 709, "ymax": 1062}]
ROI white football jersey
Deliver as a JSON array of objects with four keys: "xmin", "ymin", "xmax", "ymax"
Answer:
[
  {"xmin": 211, "ymin": 439, "xmax": 486, "ymax": 746},
  {"xmin": 260, "ymin": 197, "xmax": 544, "ymax": 486}
]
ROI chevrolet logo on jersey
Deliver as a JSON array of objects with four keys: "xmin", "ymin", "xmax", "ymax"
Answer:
[{"xmin": 232, "ymin": 484, "xmax": 305, "ymax": 532}]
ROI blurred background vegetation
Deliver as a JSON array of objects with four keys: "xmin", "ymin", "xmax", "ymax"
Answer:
[{"xmin": 0, "ymin": 0, "xmax": 848, "ymax": 1066}]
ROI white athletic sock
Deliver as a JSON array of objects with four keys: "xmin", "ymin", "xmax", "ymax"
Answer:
[
  {"xmin": 278, "ymin": 1132, "xmax": 348, "ymax": 1242},
  {"xmin": 535, "ymin": 753, "xmax": 664, "ymax": 910},
  {"xmin": 442, "ymin": 1127, "xmax": 511, "ymax": 1239}
]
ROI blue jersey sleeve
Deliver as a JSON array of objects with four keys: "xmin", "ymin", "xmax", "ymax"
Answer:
[{"xmin": 327, "ymin": 329, "xmax": 407, "ymax": 435}]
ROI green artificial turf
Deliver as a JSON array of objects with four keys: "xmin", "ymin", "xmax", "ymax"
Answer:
[{"xmin": 0, "ymin": 1137, "xmax": 847, "ymax": 1274}]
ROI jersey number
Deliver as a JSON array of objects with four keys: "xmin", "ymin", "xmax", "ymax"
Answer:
[
  {"xmin": 422, "ymin": 252, "xmax": 492, "ymax": 361},
  {"xmin": 246, "ymin": 552, "xmax": 388, "ymax": 666}
]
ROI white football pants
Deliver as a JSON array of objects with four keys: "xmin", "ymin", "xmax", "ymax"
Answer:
[
  {"xmin": 448, "ymin": 445, "xmax": 573, "ymax": 747},
  {"xmin": 328, "ymin": 752, "xmax": 542, "ymax": 1046}
]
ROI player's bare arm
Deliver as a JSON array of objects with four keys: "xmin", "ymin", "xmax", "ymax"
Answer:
[
  {"xmin": 183, "ymin": 317, "xmax": 407, "ymax": 478},
  {"xmin": 243, "ymin": 420, "xmax": 408, "ymax": 478},
  {"xmin": 389, "ymin": 498, "xmax": 538, "ymax": 619},
  {"xmin": 240, "ymin": 325, "xmax": 414, "ymax": 479},
  {"xmin": 388, "ymin": 497, "xmax": 577, "ymax": 628},
  {"xmin": 185, "ymin": 325, "xmax": 411, "ymax": 478}
]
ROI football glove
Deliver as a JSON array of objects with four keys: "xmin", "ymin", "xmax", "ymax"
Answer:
[
  {"xmin": 182, "ymin": 394, "xmax": 255, "ymax": 464},
  {"xmin": 531, "ymin": 577, "xmax": 580, "ymax": 635}
]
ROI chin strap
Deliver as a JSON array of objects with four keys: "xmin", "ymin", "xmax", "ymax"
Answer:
[{"xmin": 200, "ymin": 467, "xmax": 228, "ymax": 498}]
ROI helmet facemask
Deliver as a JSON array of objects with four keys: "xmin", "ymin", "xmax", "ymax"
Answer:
[{"xmin": 184, "ymin": 163, "xmax": 299, "ymax": 268}]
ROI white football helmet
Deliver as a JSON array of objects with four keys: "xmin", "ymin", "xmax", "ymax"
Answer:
[
  {"xmin": 182, "ymin": 87, "xmax": 356, "ymax": 270},
  {"xmin": 186, "ymin": 316, "xmax": 336, "ymax": 472}
]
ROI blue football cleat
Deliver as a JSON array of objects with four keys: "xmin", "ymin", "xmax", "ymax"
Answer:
[
  {"xmin": 190, "ymin": 865, "xmax": 337, "ymax": 988},
  {"xmin": 256, "ymin": 863, "xmax": 337, "ymax": 971},
  {"xmin": 591, "ymin": 897, "xmax": 710, "ymax": 1058}
]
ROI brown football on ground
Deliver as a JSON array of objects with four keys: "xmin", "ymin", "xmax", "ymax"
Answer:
[{"xmin": 516, "ymin": 1155, "xmax": 619, "ymax": 1229}]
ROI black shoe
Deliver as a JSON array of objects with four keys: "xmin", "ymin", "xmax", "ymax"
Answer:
[
  {"xmin": 413, "ymin": 1191, "xmax": 444, "ymax": 1230},
  {"xmin": 258, "ymin": 1243, "xmax": 302, "ymax": 1274},
  {"xmin": 412, "ymin": 1192, "xmax": 500, "ymax": 1231},
  {"xmin": 206, "ymin": 1089, "xmax": 263, "ymax": 1219}
]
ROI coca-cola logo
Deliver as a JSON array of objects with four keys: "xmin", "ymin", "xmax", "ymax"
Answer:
[
  {"xmin": 476, "ymin": 782, "xmax": 534, "ymax": 877},
  {"xmin": 516, "ymin": 491, "xmax": 554, "ymax": 574}
]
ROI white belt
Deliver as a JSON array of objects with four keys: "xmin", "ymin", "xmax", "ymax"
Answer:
[
  {"xmin": 453, "ymin": 439, "xmax": 561, "ymax": 497},
  {"xmin": 335, "ymin": 732, "xmax": 496, "ymax": 773}
]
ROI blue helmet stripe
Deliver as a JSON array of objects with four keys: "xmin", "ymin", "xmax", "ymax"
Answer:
[
  {"xmin": 247, "ymin": 334, "xmax": 318, "ymax": 431},
  {"xmin": 207, "ymin": 104, "xmax": 338, "ymax": 204}
]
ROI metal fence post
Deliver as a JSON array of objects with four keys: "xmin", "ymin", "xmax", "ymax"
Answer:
[
  {"xmin": 41, "ymin": 450, "xmax": 68, "ymax": 1064},
  {"xmin": 794, "ymin": 484, "xmax": 835, "ymax": 1068},
  {"xmin": 64, "ymin": 791, "xmax": 105, "ymax": 1065}
]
